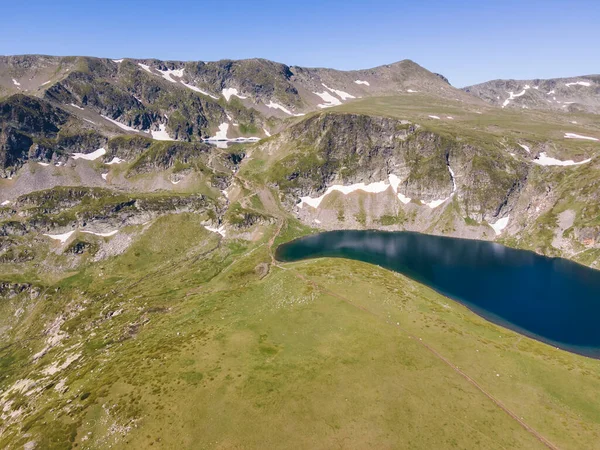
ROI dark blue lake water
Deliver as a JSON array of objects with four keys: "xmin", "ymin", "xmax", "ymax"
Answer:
[{"xmin": 275, "ymin": 230, "xmax": 600, "ymax": 359}]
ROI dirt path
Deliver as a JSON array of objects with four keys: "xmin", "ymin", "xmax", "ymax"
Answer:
[
  {"xmin": 269, "ymin": 220, "xmax": 559, "ymax": 450},
  {"xmin": 268, "ymin": 219, "xmax": 286, "ymax": 265}
]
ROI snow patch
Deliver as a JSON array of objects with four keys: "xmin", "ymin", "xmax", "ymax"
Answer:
[
  {"xmin": 181, "ymin": 82, "xmax": 219, "ymax": 99},
  {"xmin": 265, "ymin": 101, "xmax": 303, "ymax": 116},
  {"xmin": 72, "ymin": 147, "xmax": 107, "ymax": 161},
  {"xmin": 502, "ymin": 89, "xmax": 527, "ymax": 108},
  {"xmin": 322, "ymin": 83, "xmax": 355, "ymax": 100},
  {"xmin": 425, "ymin": 199, "xmax": 447, "ymax": 208},
  {"xmin": 263, "ymin": 128, "xmax": 271, "ymax": 137},
  {"xmin": 44, "ymin": 230, "xmax": 75, "ymax": 244},
  {"xmin": 398, "ymin": 192, "xmax": 412, "ymax": 205},
  {"xmin": 205, "ymin": 225, "xmax": 226, "ymax": 237},
  {"xmin": 354, "ymin": 80, "xmax": 370, "ymax": 86},
  {"xmin": 397, "ymin": 192, "xmax": 411, "ymax": 204},
  {"xmin": 425, "ymin": 164, "xmax": 456, "ymax": 208},
  {"xmin": 101, "ymin": 115, "xmax": 137, "ymax": 132},
  {"xmin": 70, "ymin": 103, "xmax": 84, "ymax": 110},
  {"xmin": 518, "ymin": 144, "xmax": 531, "ymax": 153},
  {"xmin": 83, "ymin": 118, "xmax": 95, "ymax": 125},
  {"xmin": 564, "ymin": 133, "xmax": 598, "ymax": 141},
  {"xmin": 106, "ymin": 157, "xmax": 125, "ymax": 165},
  {"xmin": 565, "ymin": 81, "xmax": 591, "ymax": 87},
  {"xmin": 12, "ymin": 78, "xmax": 20, "ymax": 86},
  {"xmin": 388, "ymin": 174, "xmax": 401, "ymax": 193},
  {"xmin": 428, "ymin": 115, "xmax": 441, "ymax": 120},
  {"xmin": 207, "ymin": 123, "xmax": 229, "ymax": 141},
  {"xmin": 299, "ymin": 180, "xmax": 391, "ymax": 209},
  {"xmin": 81, "ymin": 230, "xmax": 118, "ymax": 237},
  {"xmin": 407, "ymin": 89, "xmax": 418, "ymax": 93},
  {"xmin": 534, "ymin": 152, "xmax": 591, "ymax": 166},
  {"xmin": 222, "ymin": 88, "xmax": 247, "ymax": 101},
  {"xmin": 1, "ymin": 200, "xmax": 11, "ymax": 206},
  {"xmin": 38, "ymin": 162, "xmax": 50, "ymax": 166},
  {"xmin": 158, "ymin": 67, "xmax": 184, "ymax": 83},
  {"xmin": 101, "ymin": 173, "xmax": 108, "ymax": 180},
  {"xmin": 151, "ymin": 124, "xmax": 173, "ymax": 141},
  {"xmin": 41, "ymin": 80, "xmax": 52, "ymax": 86},
  {"xmin": 137, "ymin": 63, "xmax": 153, "ymax": 74},
  {"xmin": 490, "ymin": 216, "xmax": 510, "ymax": 235},
  {"xmin": 112, "ymin": 59, "xmax": 124, "ymax": 63},
  {"xmin": 449, "ymin": 166, "xmax": 457, "ymax": 193},
  {"xmin": 266, "ymin": 101, "xmax": 293, "ymax": 115},
  {"xmin": 313, "ymin": 90, "xmax": 342, "ymax": 108}
]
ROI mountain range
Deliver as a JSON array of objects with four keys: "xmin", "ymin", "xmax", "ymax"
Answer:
[{"xmin": 1, "ymin": 54, "xmax": 600, "ymax": 449}]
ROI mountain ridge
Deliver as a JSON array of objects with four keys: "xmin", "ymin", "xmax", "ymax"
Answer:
[
  {"xmin": 464, "ymin": 74, "xmax": 600, "ymax": 113},
  {"xmin": 2, "ymin": 53, "xmax": 600, "ymax": 449}
]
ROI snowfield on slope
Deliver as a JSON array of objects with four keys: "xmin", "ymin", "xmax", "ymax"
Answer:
[
  {"xmin": 533, "ymin": 152, "xmax": 592, "ymax": 166},
  {"xmin": 518, "ymin": 144, "xmax": 531, "ymax": 153},
  {"xmin": 151, "ymin": 124, "xmax": 174, "ymax": 141},
  {"xmin": 266, "ymin": 101, "xmax": 293, "ymax": 115},
  {"xmin": 106, "ymin": 157, "xmax": 125, "ymax": 165},
  {"xmin": 181, "ymin": 82, "xmax": 219, "ymax": 99},
  {"xmin": 314, "ymin": 90, "xmax": 342, "ymax": 108},
  {"xmin": 158, "ymin": 68, "xmax": 184, "ymax": 83},
  {"xmin": 204, "ymin": 224, "xmax": 226, "ymax": 237},
  {"xmin": 502, "ymin": 86, "xmax": 529, "ymax": 108},
  {"xmin": 564, "ymin": 133, "xmax": 599, "ymax": 142},
  {"xmin": 299, "ymin": 180, "xmax": 390, "ymax": 208},
  {"xmin": 298, "ymin": 168, "xmax": 459, "ymax": 210},
  {"xmin": 44, "ymin": 231, "xmax": 75, "ymax": 244},
  {"xmin": 322, "ymin": 84, "xmax": 355, "ymax": 100},
  {"xmin": 565, "ymin": 81, "xmax": 591, "ymax": 87},
  {"xmin": 101, "ymin": 115, "xmax": 138, "ymax": 132},
  {"xmin": 207, "ymin": 123, "xmax": 230, "ymax": 141},
  {"xmin": 81, "ymin": 230, "xmax": 119, "ymax": 237},
  {"xmin": 138, "ymin": 63, "xmax": 153, "ymax": 74},
  {"xmin": 222, "ymin": 88, "xmax": 247, "ymax": 101},
  {"xmin": 490, "ymin": 216, "xmax": 510, "ymax": 235},
  {"xmin": 72, "ymin": 148, "xmax": 106, "ymax": 161}
]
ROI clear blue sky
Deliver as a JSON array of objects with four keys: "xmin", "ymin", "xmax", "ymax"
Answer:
[{"xmin": 1, "ymin": 0, "xmax": 598, "ymax": 87}]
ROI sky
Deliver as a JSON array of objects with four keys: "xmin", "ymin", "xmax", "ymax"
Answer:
[{"xmin": 1, "ymin": 0, "xmax": 598, "ymax": 87}]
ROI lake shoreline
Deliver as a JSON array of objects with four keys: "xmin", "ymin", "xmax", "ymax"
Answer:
[{"xmin": 276, "ymin": 230, "xmax": 600, "ymax": 359}]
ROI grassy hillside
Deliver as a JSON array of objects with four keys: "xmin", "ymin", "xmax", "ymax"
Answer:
[{"xmin": 1, "ymin": 213, "xmax": 599, "ymax": 449}]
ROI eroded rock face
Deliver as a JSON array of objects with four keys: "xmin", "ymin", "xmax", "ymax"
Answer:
[
  {"xmin": 0, "ymin": 95, "xmax": 70, "ymax": 175},
  {"xmin": 265, "ymin": 113, "xmax": 527, "ymax": 223},
  {"xmin": 0, "ymin": 282, "xmax": 40, "ymax": 299},
  {"xmin": 1, "ymin": 187, "xmax": 219, "ymax": 237}
]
